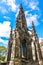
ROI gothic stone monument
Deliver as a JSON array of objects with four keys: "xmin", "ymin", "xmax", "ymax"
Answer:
[{"xmin": 6, "ymin": 5, "xmax": 43, "ymax": 65}]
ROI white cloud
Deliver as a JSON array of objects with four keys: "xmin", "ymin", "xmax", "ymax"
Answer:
[
  {"xmin": 0, "ymin": 38, "xmax": 8, "ymax": 45},
  {"xmin": 0, "ymin": 21, "xmax": 11, "ymax": 38},
  {"xmin": 6, "ymin": 0, "xmax": 19, "ymax": 12},
  {"xmin": 0, "ymin": 21, "xmax": 11, "ymax": 45},
  {"xmin": 4, "ymin": 16, "xmax": 11, "ymax": 20},
  {"xmin": 0, "ymin": 0, "xmax": 19, "ymax": 13},
  {"xmin": 25, "ymin": 11, "xmax": 29, "ymax": 16},
  {"xmin": 29, "ymin": 1, "xmax": 39, "ymax": 11},
  {"xmin": 23, "ymin": 0, "xmax": 39, "ymax": 11},
  {"xmin": 15, "ymin": 9, "xmax": 19, "ymax": 17},
  {"xmin": 0, "ymin": 6, "xmax": 8, "ymax": 14},
  {"xmin": 25, "ymin": 11, "xmax": 39, "ymax": 26},
  {"xmin": 22, "ymin": 0, "xmax": 28, "ymax": 6}
]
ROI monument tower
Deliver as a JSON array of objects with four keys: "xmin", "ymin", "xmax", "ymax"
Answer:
[{"xmin": 6, "ymin": 5, "xmax": 43, "ymax": 65}]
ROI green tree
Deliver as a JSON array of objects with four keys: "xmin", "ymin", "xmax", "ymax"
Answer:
[{"xmin": 0, "ymin": 46, "xmax": 7, "ymax": 62}]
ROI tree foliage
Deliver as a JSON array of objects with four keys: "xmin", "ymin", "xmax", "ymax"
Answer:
[{"xmin": 0, "ymin": 46, "xmax": 7, "ymax": 62}]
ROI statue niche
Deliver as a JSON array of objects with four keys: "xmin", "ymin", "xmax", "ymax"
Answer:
[{"xmin": 21, "ymin": 39, "xmax": 27, "ymax": 58}]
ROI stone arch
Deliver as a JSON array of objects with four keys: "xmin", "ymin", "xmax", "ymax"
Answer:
[{"xmin": 27, "ymin": 39, "xmax": 33, "ymax": 60}]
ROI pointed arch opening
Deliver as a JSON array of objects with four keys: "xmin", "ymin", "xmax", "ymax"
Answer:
[{"xmin": 21, "ymin": 39, "xmax": 27, "ymax": 58}]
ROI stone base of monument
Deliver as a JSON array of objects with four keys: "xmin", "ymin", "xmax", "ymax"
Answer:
[
  {"xmin": 14, "ymin": 58, "xmax": 22, "ymax": 65},
  {"xmin": 14, "ymin": 58, "xmax": 39, "ymax": 65},
  {"xmin": 38, "ymin": 60, "xmax": 43, "ymax": 65},
  {"xmin": 0, "ymin": 62, "xmax": 7, "ymax": 65}
]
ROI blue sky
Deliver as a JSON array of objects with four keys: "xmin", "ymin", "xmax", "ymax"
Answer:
[{"xmin": 0, "ymin": 0, "xmax": 43, "ymax": 47}]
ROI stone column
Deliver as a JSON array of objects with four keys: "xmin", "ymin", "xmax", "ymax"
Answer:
[
  {"xmin": 35, "ymin": 36, "xmax": 42, "ymax": 65},
  {"xmin": 9, "ymin": 32, "xmax": 16, "ymax": 65},
  {"xmin": 31, "ymin": 41, "xmax": 36, "ymax": 61},
  {"xmin": 15, "ymin": 30, "xmax": 21, "ymax": 58},
  {"xmin": 5, "ymin": 28, "xmax": 13, "ymax": 62}
]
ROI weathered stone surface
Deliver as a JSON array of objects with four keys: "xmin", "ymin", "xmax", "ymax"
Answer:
[{"xmin": 6, "ymin": 4, "xmax": 43, "ymax": 65}]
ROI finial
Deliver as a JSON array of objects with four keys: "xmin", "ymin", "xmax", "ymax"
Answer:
[
  {"xmin": 10, "ymin": 26, "xmax": 12, "ymax": 32},
  {"xmin": 10, "ymin": 27, "xmax": 13, "ymax": 38},
  {"xmin": 32, "ymin": 21, "xmax": 36, "ymax": 33},
  {"xmin": 32, "ymin": 21, "xmax": 35, "ymax": 28},
  {"xmin": 20, "ymin": 4, "xmax": 23, "ymax": 10},
  {"xmin": 32, "ymin": 21, "xmax": 34, "ymax": 26}
]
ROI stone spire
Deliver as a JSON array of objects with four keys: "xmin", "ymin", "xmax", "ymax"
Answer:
[
  {"xmin": 20, "ymin": 4, "xmax": 23, "ymax": 11},
  {"xmin": 35, "ymin": 34, "xmax": 42, "ymax": 65},
  {"xmin": 6, "ymin": 28, "xmax": 13, "ymax": 62},
  {"xmin": 16, "ymin": 4, "xmax": 27, "ymax": 29},
  {"xmin": 32, "ymin": 21, "xmax": 42, "ymax": 65},
  {"xmin": 10, "ymin": 28, "xmax": 13, "ymax": 39},
  {"xmin": 32, "ymin": 21, "xmax": 36, "ymax": 35}
]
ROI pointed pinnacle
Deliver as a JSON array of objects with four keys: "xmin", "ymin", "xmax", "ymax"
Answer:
[
  {"xmin": 20, "ymin": 4, "xmax": 23, "ymax": 10},
  {"xmin": 32, "ymin": 21, "xmax": 36, "ymax": 33},
  {"xmin": 10, "ymin": 28, "xmax": 13, "ymax": 38},
  {"xmin": 32, "ymin": 21, "xmax": 34, "ymax": 27}
]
